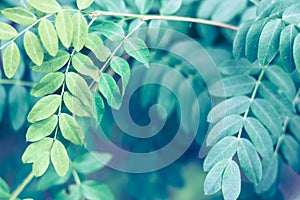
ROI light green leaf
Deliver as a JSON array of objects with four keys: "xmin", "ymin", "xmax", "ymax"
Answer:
[
  {"xmin": 72, "ymin": 53, "xmax": 99, "ymax": 82},
  {"xmin": 266, "ymin": 66, "xmax": 296, "ymax": 100},
  {"xmin": 81, "ymin": 181, "xmax": 114, "ymax": 200},
  {"xmin": 204, "ymin": 159, "xmax": 228, "ymax": 195},
  {"xmin": 160, "ymin": 0, "xmax": 182, "ymax": 15},
  {"xmin": 26, "ymin": 115, "xmax": 58, "ymax": 142},
  {"xmin": 0, "ymin": 86, "xmax": 6, "ymax": 122},
  {"xmin": 259, "ymin": 81, "xmax": 295, "ymax": 118},
  {"xmin": 31, "ymin": 50, "xmax": 70, "ymax": 72},
  {"xmin": 63, "ymin": 92, "xmax": 91, "ymax": 117},
  {"xmin": 24, "ymin": 31, "xmax": 44, "ymax": 66},
  {"xmin": 91, "ymin": 22, "xmax": 125, "ymax": 41},
  {"xmin": 3, "ymin": 42, "xmax": 20, "ymax": 79},
  {"xmin": 293, "ymin": 34, "xmax": 300, "ymax": 73},
  {"xmin": 51, "ymin": 140, "xmax": 70, "ymax": 176},
  {"xmin": 258, "ymin": 19, "xmax": 285, "ymax": 66},
  {"xmin": 85, "ymin": 34, "xmax": 108, "ymax": 62},
  {"xmin": 244, "ymin": 117, "xmax": 273, "ymax": 160},
  {"xmin": 233, "ymin": 21, "xmax": 252, "ymax": 59},
  {"xmin": 281, "ymin": 135, "xmax": 300, "ymax": 173},
  {"xmin": 0, "ymin": 22, "xmax": 17, "ymax": 40},
  {"xmin": 93, "ymin": 92, "xmax": 105, "ymax": 124},
  {"xmin": 222, "ymin": 160, "xmax": 241, "ymax": 200},
  {"xmin": 9, "ymin": 85, "xmax": 29, "ymax": 131},
  {"xmin": 55, "ymin": 10, "xmax": 73, "ymax": 49},
  {"xmin": 279, "ymin": 25, "xmax": 298, "ymax": 72},
  {"xmin": 251, "ymin": 99, "xmax": 282, "ymax": 141},
  {"xmin": 22, "ymin": 137, "xmax": 53, "ymax": 163},
  {"xmin": 124, "ymin": 37, "xmax": 149, "ymax": 67},
  {"xmin": 212, "ymin": 0, "xmax": 247, "ymax": 23},
  {"xmin": 72, "ymin": 12, "xmax": 88, "ymax": 51},
  {"xmin": 59, "ymin": 113, "xmax": 84, "ymax": 145},
  {"xmin": 39, "ymin": 19, "xmax": 59, "ymax": 57},
  {"xmin": 237, "ymin": 138, "xmax": 262, "ymax": 184},
  {"xmin": 73, "ymin": 151, "xmax": 112, "ymax": 174},
  {"xmin": 135, "ymin": 0, "xmax": 153, "ymax": 14},
  {"xmin": 65, "ymin": 72, "xmax": 94, "ymax": 109},
  {"xmin": 110, "ymin": 56, "xmax": 130, "ymax": 96},
  {"xmin": 0, "ymin": 177, "xmax": 10, "ymax": 198},
  {"xmin": 27, "ymin": 95, "xmax": 61, "ymax": 123},
  {"xmin": 203, "ymin": 136, "xmax": 238, "ymax": 172},
  {"xmin": 245, "ymin": 18, "xmax": 268, "ymax": 62},
  {"xmin": 27, "ymin": 0, "xmax": 61, "ymax": 14},
  {"xmin": 77, "ymin": 0, "xmax": 94, "ymax": 9},
  {"xmin": 289, "ymin": 116, "xmax": 300, "ymax": 142},
  {"xmin": 1, "ymin": 7, "xmax": 37, "ymax": 25},
  {"xmin": 33, "ymin": 151, "xmax": 50, "ymax": 177},
  {"xmin": 98, "ymin": 73, "xmax": 122, "ymax": 110},
  {"xmin": 209, "ymin": 75, "xmax": 256, "ymax": 97},
  {"xmin": 282, "ymin": 3, "xmax": 300, "ymax": 24},
  {"xmin": 255, "ymin": 155, "xmax": 279, "ymax": 194},
  {"xmin": 31, "ymin": 72, "xmax": 65, "ymax": 97},
  {"xmin": 206, "ymin": 115, "xmax": 244, "ymax": 146},
  {"xmin": 207, "ymin": 96, "xmax": 251, "ymax": 123}
]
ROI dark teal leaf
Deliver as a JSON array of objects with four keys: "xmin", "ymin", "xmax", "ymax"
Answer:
[
  {"xmin": 293, "ymin": 33, "xmax": 300, "ymax": 73},
  {"xmin": 93, "ymin": 92, "xmax": 105, "ymax": 124},
  {"xmin": 91, "ymin": 22, "xmax": 124, "ymax": 41},
  {"xmin": 237, "ymin": 138, "xmax": 262, "ymax": 184},
  {"xmin": 281, "ymin": 135, "xmax": 300, "ymax": 173},
  {"xmin": 218, "ymin": 59, "xmax": 261, "ymax": 75},
  {"xmin": 212, "ymin": 0, "xmax": 247, "ymax": 23},
  {"xmin": 244, "ymin": 117, "xmax": 273, "ymax": 160},
  {"xmin": 289, "ymin": 116, "xmax": 300, "ymax": 142},
  {"xmin": 282, "ymin": 3, "xmax": 300, "ymax": 24},
  {"xmin": 0, "ymin": 86, "xmax": 6, "ymax": 122},
  {"xmin": 258, "ymin": 19, "xmax": 285, "ymax": 66},
  {"xmin": 207, "ymin": 96, "xmax": 251, "ymax": 123},
  {"xmin": 222, "ymin": 160, "xmax": 241, "ymax": 200},
  {"xmin": 0, "ymin": 177, "xmax": 10, "ymax": 198},
  {"xmin": 81, "ymin": 181, "xmax": 114, "ymax": 200},
  {"xmin": 206, "ymin": 115, "xmax": 244, "ymax": 146},
  {"xmin": 233, "ymin": 20, "xmax": 252, "ymax": 59},
  {"xmin": 209, "ymin": 75, "xmax": 256, "ymax": 97},
  {"xmin": 251, "ymin": 99, "xmax": 282, "ymax": 141},
  {"xmin": 279, "ymin": 25, "xmax": 298, "ymax": 72}
]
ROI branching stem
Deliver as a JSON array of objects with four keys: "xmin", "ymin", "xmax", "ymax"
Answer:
[{"xmin": 90, "ymin": 10, "xmax": 239, "ymax": 31}]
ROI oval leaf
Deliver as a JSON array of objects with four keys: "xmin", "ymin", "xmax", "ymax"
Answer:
[
  {"xmin": 59, "ymin": 113, "xmax": 84, "ymax": 145},
  {"xmin": 222, "ymin": 160, "xmax": 241, "ymax": 200},
  {"xmin": 124, "ymin": 37, "xmax": 149, "ymax": 67},
  {"xmin": 55, "ymin": 10, "xmax": 73, "ymax": 49},
  {"xmin": 27, "ymin": 0, "xmax": 61, "ymax": 14},
  {"xmin": 51, "ymin": 140, "xmax": 70, "ymax": 176},
  {"xmin": 160, "ymin": 0, "xmax": 182, "ymax": 15},
  {"xmin": 0, "ymin": 22, "xmax": 17, "ymax": 40},
  {"xmin": 27, "ymin": 95, "xmax": 61, "ymax": 123},
  {"xmin": 33, "ymin": 151, "xmax": 50, "ymax": 177},
  {"xmin": 72, "ymin": 12, "xmax": 88, "ymax": 51},
  {"xmin": 3, "ymin": 42, "xmax": 20, "ymax": 79},
  {"xmin": 110, "ymin": 56, "xmax": 130, "ymax": 96},
  {"xmin": 77, "ymin": 0, "xmax": 94, "ymax": 9},
  {"xmin": 293, "ymin": 33, "xmax": 300, "ymax": 73},
  {"xmin": 63, "ymin": 92, "xmax": 91, "ymax": 117},
  {"xmin": 22, "ymin": 137, "xmax": 53, "ymax": 163},
  {"xmin": 26, "ymin": 115, "xmax": 58, "ymax": 142},
  {"xmin": 91, "ymin": 22, "xmax": 124, "ymax": 41},
  {"xmin": 233, "ymin": 20, "xmax": 252, "ymax": 59},
  {"xmin": 1, "ymin": 7, "xmax": 37, "ymax": 25},
  {"xmin": 85, "ymin": 34, "xmax": 108, "ymax": 62},
  {"xmin": 282, "ymin": 3, "xmax": 300, "ymax": 24},
  {"xmin": 98, "ymin": 73, "xmax": 122, "ymax": 110},
  {"xmin": 72, "ymin": 53, "xmax": 99, "ymax": 82},
  {"xmin": 24, "ymin": 31, "xmax": 44, "ymax": 66},
  {"xmin": 39, "ymin": 19, "xmax": 59, "ymax": 57}
]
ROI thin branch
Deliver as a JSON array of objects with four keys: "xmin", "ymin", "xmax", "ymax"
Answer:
[
  {"xmin": 9, "ymin": 171, "xmax": 34, "ymax": 200},
  {"xmin": 90, "ymin": 10, "xmax": 239, "ymax": 31},
  {"xmin": 0, "ymin": 79, "xmax": 35, "ymax": 87}
]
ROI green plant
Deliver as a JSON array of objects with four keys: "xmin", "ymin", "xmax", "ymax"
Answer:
[{"xmin": 0, "ymin": 0, "xmax": 300, "ymax": 200}]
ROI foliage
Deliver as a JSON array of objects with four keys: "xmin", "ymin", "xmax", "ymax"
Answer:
[{"xmin": 0, "ymin": 0, "xmax": 300, "ymax": 200}]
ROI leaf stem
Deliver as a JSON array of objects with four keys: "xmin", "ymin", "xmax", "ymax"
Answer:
[
  {"xmin": 90, "ymin": 10, "xmax": 239, "ymax": 31},
  {"xmin": 72, "ymin": 169, "xmax": 81, "ymax": 185},
  {"xmin": 0, "ymin": 79, "xmax": 35, "ymax": 87},
  {"xmin": 9, "ymin": 171, "xmax": 34, "ymax": 200},
  {"xmin": 237, "ymin": 66, "xmax": 267, "ymax": 138},
  {"xmin": 274, "ymin": 89, "xmax": 300, "ymax": 155},
  {"xmin": 0, "ymin": 14, "xmax": 52, "ymax": 51}
]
